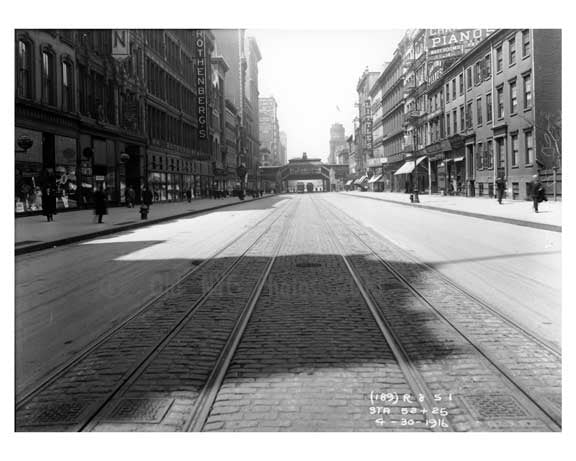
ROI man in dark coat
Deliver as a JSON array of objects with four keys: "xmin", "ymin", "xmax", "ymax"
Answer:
[
  {"xmin": 529, "ymin": 174, "xmax": 547, "ymax": 213},
  {"xmin": 41, "ymin": 187, "xmax": 57, "ymax": 222},
  {"xmin": 93, "ymin": 187, "xmax": 108, "ymax": 223},
  {"xmin": 140, "ymin": 186, "xmax": 153, "ymax": 220},
  {"xmin": 495, "ymin": 176, "xmax": 506, "ymax": 204}
]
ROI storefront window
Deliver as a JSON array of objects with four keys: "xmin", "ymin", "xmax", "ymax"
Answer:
[
  {"xmin": 148, "ymin": 172, "xmax": 166, "ymax": 201},
  {"xmin": 54, "ymin": 165, "xmax": 78, "ymax": 209}
]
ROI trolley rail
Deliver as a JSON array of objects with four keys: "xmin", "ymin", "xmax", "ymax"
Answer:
[
  {"xmin": 316, "ymin": 196, "xmax": 561, "ymax": 431},
  {"xmin": 15, "ymin": 198, "xmax": 295, "ymax": 430}
]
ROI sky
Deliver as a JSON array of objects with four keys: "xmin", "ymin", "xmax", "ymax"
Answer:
[{"xmin": 248, "ymin": 29, "xmax": 407, "ymax": 162}]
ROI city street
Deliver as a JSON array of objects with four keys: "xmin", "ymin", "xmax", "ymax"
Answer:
[{"xmin": 15, "ymin": 193, "xmax": 561, "ymax": 432}]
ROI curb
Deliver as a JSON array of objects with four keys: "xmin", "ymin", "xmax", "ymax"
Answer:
[
  {"xmin": 15, "ymin": 195, "xmax": 273, "ymax": 256},
  {"xmin": 346, "ymin": 193, "xmax": 562, "ymax": 233}
]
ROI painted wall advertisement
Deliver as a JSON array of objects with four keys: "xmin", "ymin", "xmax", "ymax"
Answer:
[{"xmin": 427, "ymin": 29, "xmax": 496, "ymax": 61}]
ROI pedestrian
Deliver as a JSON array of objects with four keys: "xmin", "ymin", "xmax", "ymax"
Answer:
[
  {"xmin": 186, "ymin": 189, "xmax": 192, "ymax": 203},
  {"xmin": 125, "ymin": 186, "xmax": 136, "ymax": 208},
  {"xmin": 140, "ymin": 186, "xmax": 153, "ymax": 220},
  {"xmin": 41, "ymin": 187, "xmax": 56, "ymax": 222},
  {"xmin": 93, "ymin": 187, "xmax": 108, "ymax": 223},
  {"xmin": 529, "ymin": 174, "xmax": 547, "ymax": 213},
  {"xmin": 495, "ymin": 176, "xmax": 506, "ymax": 204}
]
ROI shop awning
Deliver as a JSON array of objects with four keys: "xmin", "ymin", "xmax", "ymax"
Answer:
[
  {"xmin": 453, "ymin": 156, "xmax": 465, "ymax": 162},
  {"xmin": 345, "ymin": 179, "xmax": 353, "ymax": 186},
  {"xmin": 354, "ymin": 175, "xmax": 368, "ymax": 184},
  {"xmin": 368, "ymin": 174, "xmax": 382, "ymax": 183},
  {"xmin": 393, "ymin": 156, "xmax": 426, "ymax": 175}
]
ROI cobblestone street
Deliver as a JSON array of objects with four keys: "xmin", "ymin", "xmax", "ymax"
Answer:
[{"xmin": 15, "ymin": 194, "xmax": 561, "ymax": 432}]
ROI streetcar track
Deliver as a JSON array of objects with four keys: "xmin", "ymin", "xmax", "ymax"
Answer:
[
  {"xmin": 331, "ymin": 199, "xmax": 560, "ymax": 357},
  {"xmin": 311, "ymin": 197, "xmax": 448, "ymax": 432},
  {"xmin": 185, "ymin": 200, "xmax": 300, "ymax": 432},
  {"xmin": 316, "ymin": 196, "xmax": 561, "ymax": 431},
  {"xmin": 15, "ymin": 199, "xmax": 293, "ymax": 420}
]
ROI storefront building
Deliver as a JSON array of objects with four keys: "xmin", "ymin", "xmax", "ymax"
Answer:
[{"xmin": 15, "ymin": 30, "xmax": 147, "ymax": 214}]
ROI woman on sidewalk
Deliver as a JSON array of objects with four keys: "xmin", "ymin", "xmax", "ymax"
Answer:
[{"xmin": 93, "ymin": 187, "xmax": 108, "ymax": 223}]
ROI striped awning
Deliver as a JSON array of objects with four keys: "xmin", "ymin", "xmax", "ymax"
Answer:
[
  {"xmin": 354, "ymin": 175, "xmax": 368, "ymax": 184},
  {"xmin": 394, "ymin": 156, "xmax": 426, "ymax": 175},
  {"xmin": 345, "ymin": 179, "xmax": 353, "ymax": 186},
  {"xmin": 368, "ymin": 174, "xmax": 383, "ymax": 183}
]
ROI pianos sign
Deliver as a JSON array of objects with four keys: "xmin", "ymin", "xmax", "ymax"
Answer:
[{"xmin": 427, "ymin": 29, "xmax": 495, "ymax": 61}]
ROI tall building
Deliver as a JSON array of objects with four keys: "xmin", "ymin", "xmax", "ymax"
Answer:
[
  {"xmin": 212, "ymin": 30, "xmax": 262, "ymax": 190},
  {"xmin": 355, "ymin": 68, "xmax": 380, "ymax": 188},
  {"xmin": 329, "ymin": 123, "xmax": 346, "ymax": 164},
  {"xmin": 259, "ymin": 96, "xmax": 279, "ymax": 166}
]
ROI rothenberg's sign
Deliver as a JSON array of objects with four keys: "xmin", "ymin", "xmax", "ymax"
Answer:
[
  {"xmin": 196, "ymin": 30, "xmax": 208, "ymax": 140},
  {"xmin": 427, "ymin": 29, "xmax": 496, "ymax": 61}
]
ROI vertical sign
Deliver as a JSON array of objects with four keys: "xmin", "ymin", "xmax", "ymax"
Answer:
[
  {"xmin": 112, "ymin": 30, "xmax": 130, "ymax": 60},
  {"xmin": 364, "ymin": 100, "xmax": 373, "ymax": 156},
  {"xmin": 196, "ymin": 30, "xmax": 208, "ymax": 140}
]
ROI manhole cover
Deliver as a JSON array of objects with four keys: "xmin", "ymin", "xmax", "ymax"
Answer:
[
  {"xmin": 15, "ymin": 240, "xmax": 41, "ymax": 246},
  {"xmin": 295, "ymin": 262, "xmax": 322, "ymax": 268},
  {"xmin": 103, "ymin": 398, "xmax": 174, "ymax": 423},
  {"xmin": 17, "ymin": 400, "xmax": 95, "ymax": 427},
  {"xmin": 460, "ymin": 394, "xmax": 530, "ymax": 419}
]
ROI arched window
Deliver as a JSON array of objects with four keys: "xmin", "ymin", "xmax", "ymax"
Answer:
[
  {"xmin": 41, "ymin": 46, "xmax": 56, "ymax": 106},
  {"xmin": 16, "ymin": 38, "xmax": 33, "ymax": 99},
  {"xmin": 61, "ymin": 57, "xmax": 74, "ymax": 112}
]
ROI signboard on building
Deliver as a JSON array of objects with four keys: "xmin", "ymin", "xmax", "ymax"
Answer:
[
  {"xmin": 196, "ymin": 30, "xmax": 208, "ymax": 140},
  {"xmin": 364, "ymin": 100, "xmax": 373, "ymax": 156},
  {"xmin": 112, "ymin": 30, "xmax": 130, "ymax": 60},
  {"xmin": 427, "ymin": 29, "xmax": 495, "ymax": 61}
]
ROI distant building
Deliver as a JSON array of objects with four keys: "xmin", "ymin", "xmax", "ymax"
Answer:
[
  {"xmin": 329, "ymin": 123, "xmax": 346, "ymax": 164},
  {"xmin": 259, "ymin": 96, "xmax": 280, "ymax": 166}
]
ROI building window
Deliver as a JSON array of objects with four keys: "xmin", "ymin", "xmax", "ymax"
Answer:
[
  {"xmin": 486, "ymin": 93, "xmax": 492, "ymax": 123},
  {"xmin": 459, "ymin": 105, "xmax": 465, "ymax": 132},
  {"xmin": 452, "ymin": 109, "xmax": 457, "ymax": 134},
  {"xmin": 446, "ymin": 113, "xmax": 451, "ymax": 136},
  {"xmin": 487, "ymin": 139, "xmax": 494, "ymax": 169},
  {"xmin": 496, "ymin": 137, "xmax": 506, "ymax": 171},
  {"xmin": 459, "ymin": 73, "xmax": 464, "ymax": 95},
  {"xmin": 445, "ymin": 83, "xmax": 450, "ymax": 103},
  {"xmin": 466, "ymin": 67, "xmax": 472, "ymax": 90},
  {"xmin": 452, "ymin": 79, "xmax": 456, "ymax": 99},
  {"xmin": 497, "ymin": 86, "xmax": 504, "ymax": 118},
  {"xmin": 523, "ymin": 73, "xmax": 532, "ymax": 109},
  {"xmin": 509, "ymin": 37, "xmax": 516, "ymax": 65},
  {"xmin": 525, "ymin": 129, "xmax": 534, "ymax": 165},
  {"xmin": 477, "ymin": 142, "xmax": 483, "ymax": 169},
  {"xmin": 510, "ymin": 80, "xmax": 518, "ymax": 114},
  {"xmin": 496, "ymin": 46, "xmax": 503, "ymax": 72},
  {"xmin": 511, "ymin": 133, "xmax": 519, "ymax": 166},
  {"xmin": 484, "ymin": 54, "xmax": 491, "ymax": 79},
  {"xmin": 522, "ymin": 30, "xmax": 531, "ymax": 58},
  {"xmin": 477, "ymin": 98, "xmax": 483, "ymax": 126},
  {"xmin": 17, "ymin": 39, "xmax": 33, "ymax": 99},
  {"xmin": 466, "ymin": 102, "xmax": 473, "ymax": 129},
  {"xmin": 41, "ymin": 48, "xmax": 56, "ymax": 106},
  {"xmin": 62, "ymin": 60, "xmax": 74, "ymax": 112},
  {"xmin": 474, "ymin": 61, "xmax": 482, "ymax": 85}
]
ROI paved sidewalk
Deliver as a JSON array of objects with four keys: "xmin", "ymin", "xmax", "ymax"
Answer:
[
  {"xmin": 344, "ymin": 191, "xmax": 561, "ymax": 232},
  {"xmin": 15, "ymin": 195, "xmax": 271, "ymax": 255}
]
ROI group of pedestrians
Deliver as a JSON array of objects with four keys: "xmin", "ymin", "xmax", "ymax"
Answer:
[{"xmin": 41, "ymin": 185, "xmax": 155, "ymax": 223}]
